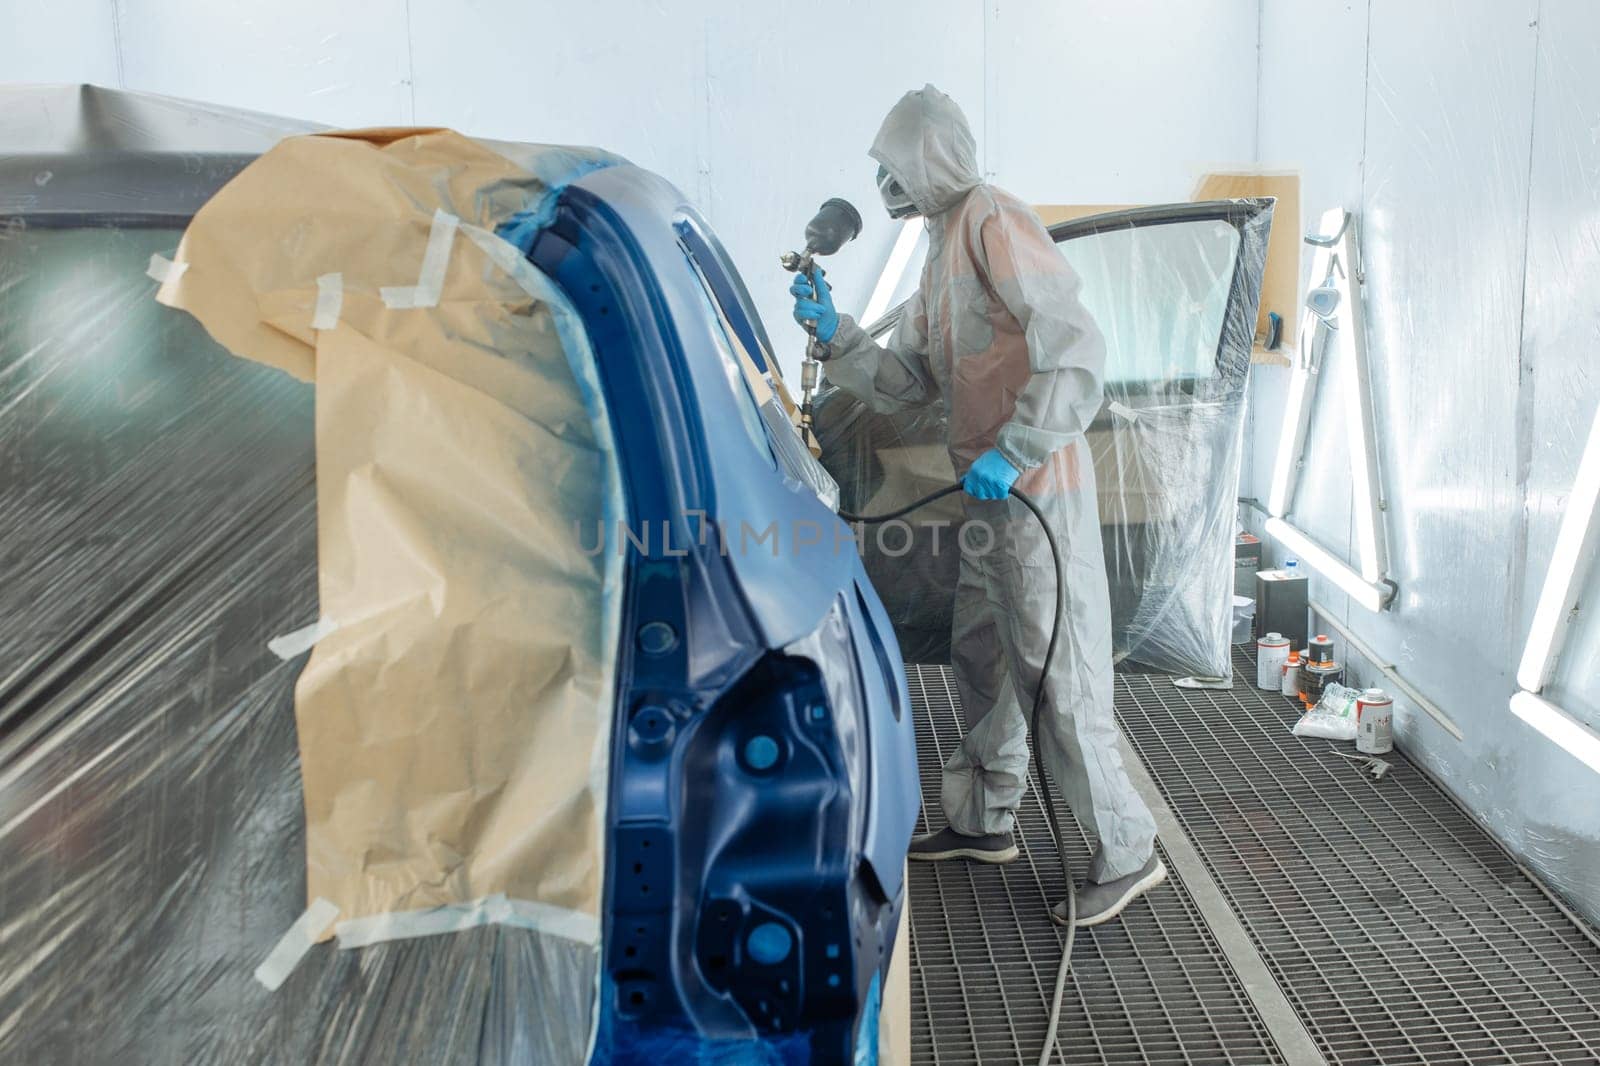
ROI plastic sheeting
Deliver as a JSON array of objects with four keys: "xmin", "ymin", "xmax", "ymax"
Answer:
[
  {"xmin": 818, "ymin": 201, "xmax": 1271, "ymax": 679},
  {"xmin": 0, "ymin": 87, "xmax": 622, "ymax": 1062},
  {"xmin": 156, "ymin": 124, "xmax": 627, "ymax": 939}
]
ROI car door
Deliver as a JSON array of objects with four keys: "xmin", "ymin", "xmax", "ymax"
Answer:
[{"xmin": 815, "ymin": 198, "xmax": 1273, "ymax": 680}]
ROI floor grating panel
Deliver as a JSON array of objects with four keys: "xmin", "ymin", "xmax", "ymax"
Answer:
[
  {"xmin": 909, "ymin": 651, "xmax": 1600, "ymax": 1064},
  {"xmin": 906, "ymin": 664, "xmax": 1286, "ymax": 1066},
  {"xmin": 1111, "ymin": 645, "xmax": 1600, "ymax": 1065}
]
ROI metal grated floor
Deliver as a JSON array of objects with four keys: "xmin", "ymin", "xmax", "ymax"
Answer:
[
  {"xmin": 1111, "ymin": 645, "xmax": 1600, "ymax": 1065},
  {"xmin": 905, "ymin": 664, "xmax": 1287, "ymax": 1066},
  {"xmin": 908, "ymin": 652, "xmax": 1600, "ymax": 1064}
]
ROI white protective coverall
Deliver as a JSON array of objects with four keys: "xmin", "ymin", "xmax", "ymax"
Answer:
[{"xmin": 825, "ymin": 85, "xmax": 1157, "ymax": 883}]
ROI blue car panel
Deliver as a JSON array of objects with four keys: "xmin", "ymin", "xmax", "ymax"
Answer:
[{"xmin": 519, "ymin": 163, "xmax": 920, "ymax": 1062}]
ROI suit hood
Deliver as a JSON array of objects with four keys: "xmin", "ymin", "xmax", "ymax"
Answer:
[{"xmin": 869, "ymin": 85, "xmax": 982, "ymax": 217}]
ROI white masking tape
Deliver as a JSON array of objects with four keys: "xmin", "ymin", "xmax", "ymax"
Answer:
[
  {"xmin": 312, "ymin": 272, "xmax": 343, "ymax": 329},
  {"xmin": 459, "ymin": 223, "xmax": 561, "ymax": 305},
  {"xmin": 381, "ymin": 208, "xmax": 459, "ymax": 309},
  {"xmin": 146, "ymin": 253, "xmax": 188, "ymax": 284},
  {"xmin": 334, "ymin": 894, "xmax": 599, "ymax": 949},
  {"xmin": 254, "ymin": 897, "xmax": 339, "ymax": 991},
  {"xmin": 1107, "ymin": 400, "xmax": 1140, "ymax": 422},
  {"xmin": 267, "ymin": 617, "xmax": 339, "ymax": 660},
  {"xmin": 460, "ymin": 223, "xmax": 528, "ymax": 284}
]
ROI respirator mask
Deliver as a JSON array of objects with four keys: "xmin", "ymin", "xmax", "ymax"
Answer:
[{"xmin": 876, "ymin": 164, "xmax": 919, "ymax": 220}]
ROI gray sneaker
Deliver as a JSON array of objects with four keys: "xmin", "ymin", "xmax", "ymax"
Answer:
[
  {"xmin": 907, "ymin": 826, "xmax": 1018, "ymax": 864},
  {"xmin": 1051, "ymin": 853, "xmax": 1166, "ymax": 927}
]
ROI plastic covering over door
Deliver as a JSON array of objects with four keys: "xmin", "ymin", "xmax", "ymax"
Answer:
[{"xmin": 817, "ymin": 200, "xmax": 1272, "ymax": 678}]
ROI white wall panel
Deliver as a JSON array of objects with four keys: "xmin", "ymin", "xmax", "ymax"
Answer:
[
  {"xmin": 0, "ymin": 0, "xmax": 120, "ymax": 86},
  {"xmin": 5, "ymin": 1, "xmax": 1262, "ymax": 381},
  {"xmin": 1355, "ymin": 0, "xmax": 1537, "ymax": 706},
  {"xmin": 1250, "ymin": 0, "xmax": 1600, "ymax": 922},
  {"xmin": 409, "ymin": 0, "xmax": 707, "ymax": 207},
  {"xmin": 117, "ymin": 0, "xmax": 413, "ymax": 129},
  {"xmin": 699, "ymin": 2, "xmax": 986, "ymax": 378},
  {"xmin": 1244, "ymin": 0, "xmax": 1366, "ymax": 596},
  {"xmin": 985, "ymin": 0, "xmax": 1258, "ymax": 206},
  {"xmin": 1508, "ymin": 0, "xmax": 1600, "ymax": 904},
  {"xmin": 1346, "ymin": 0, "xmax": 1544, "ymax": 887},
  {"xmin": 1245, "ymin": 1, "xmax": 1366, "ymax": 621},
  {"xmin": 1520, "ymin": 0, "xmax": 1600, "ymax": 730}
]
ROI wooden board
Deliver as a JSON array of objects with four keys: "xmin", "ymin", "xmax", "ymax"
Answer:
[{"xmin": 1191, "ymin": 171, "xmax": 1301, "ymax": 365}]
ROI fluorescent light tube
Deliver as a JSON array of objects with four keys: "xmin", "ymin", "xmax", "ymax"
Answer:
[
  {"xmin": 1510, "ymin": 690, "xmax": 1600, "ymax": 776},
  {"xmin": 860, "ymin": 220, "xmax": 922, "ymax": 326},
  {"xmin": 1266, "ymin": 364, "xmax": 1309, "ymax": 517},
  {"xmin": 1336, "ymin": 256, "xmax": 1384, "ymax": 585},
  {"xmin": 1264, "ymin": 516, "xmax": 1388, "ymax": 612},
  {"xmin": 1516, "ymin": 403, "xmax": 1600, "ymax": 693}
]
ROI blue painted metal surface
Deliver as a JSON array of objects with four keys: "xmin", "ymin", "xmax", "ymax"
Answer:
[{"xmin": 517, "ymin": 163, "xmax": 919, "ymax": 1064}]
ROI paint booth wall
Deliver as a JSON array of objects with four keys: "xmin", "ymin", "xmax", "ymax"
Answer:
[
  {"xmin": 1, "ymin": 0, "xmax": 1260, "ymax": 382},
  {"xmin": 1241, "ymin": 0, "xmax": 1600, "ymax": 926}
]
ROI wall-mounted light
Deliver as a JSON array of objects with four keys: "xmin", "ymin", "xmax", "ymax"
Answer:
[
  {"xmin": 1263, "ymin": 207, "xmax": 1393, "ymax": 610},
  {"xmin": 860, "ymin": 220, "xmax": 922, "ymax": 327},
  {"xmin": 1264, "ymin": 516, "xmax": 1391, "ymax": 612},
  {"xmin": 1516, "ymin": 403, "xmax": 1600, "ymax": 694},
  {"xmin": 1510, "ymin": 690, "xmax": 1600, "ymax": 776},
  {"xmin": 1266, "ymin": 357, "xmax": 1312, "ymax": 517},
  {"xmin": 1508, "ymin": 400, "xmax": 1600, "ymax": 776}
]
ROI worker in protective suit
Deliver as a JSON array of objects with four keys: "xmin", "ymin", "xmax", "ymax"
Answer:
[{"xmin": 791, "ymin": 85, "xmax": 1163, "ymax": 927}]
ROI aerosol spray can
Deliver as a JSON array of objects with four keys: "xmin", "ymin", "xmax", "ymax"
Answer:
[
  {"xmin": 1257, "ymin": 632, "xmax": 1290, "ymax": 690},
  {"xmin": 1281, "ymin": 651, "xmax": 1301, "ymax": 699},
  {"xmin": 1356, "ymin": 688, "xmax": 1394, "ymax": 754}
]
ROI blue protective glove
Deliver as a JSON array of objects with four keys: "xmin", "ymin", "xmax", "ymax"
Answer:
[
  {"xmin": 963, "ymin": 448, "xmax": 1021, "ymax": 500},
  {"xmin": 790, "ymin": 267, "xmax": 839, "ymax": 343}
]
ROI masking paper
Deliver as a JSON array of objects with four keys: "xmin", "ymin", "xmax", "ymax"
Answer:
[{"xmin": 157, "ymin": 128, "xmax": 624, "ymax": 938}]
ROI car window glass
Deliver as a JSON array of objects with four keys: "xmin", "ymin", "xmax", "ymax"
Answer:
[
  {"xmin": 1055, "ymin": 218, "xmax": 1240, "ymax": 388},
  {"xmin": 677, "ymin": 237, "xmax": 840, "ymax": 504},
  {"xmin": 680, "ymin": 248, "xmax": 776, "ymax": 468},
  {"xmin": 675, "ymin": 216, "xmax": 778, "ymax": 373}
]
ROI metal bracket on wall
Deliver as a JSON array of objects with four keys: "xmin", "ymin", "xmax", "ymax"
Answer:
[{"xmin": 1264, "ymin": 206, "xmax": 1396, "ymax": 612}]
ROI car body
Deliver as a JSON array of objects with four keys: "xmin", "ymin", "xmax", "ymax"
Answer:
[{"xmin": 0, "ymin": 86, "xmax": 916, "ymax": 1065}]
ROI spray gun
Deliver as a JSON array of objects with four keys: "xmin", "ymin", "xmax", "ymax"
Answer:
[{"xmin": 780, "ymin": 197, "xmax": 862, "ymax": 447}]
